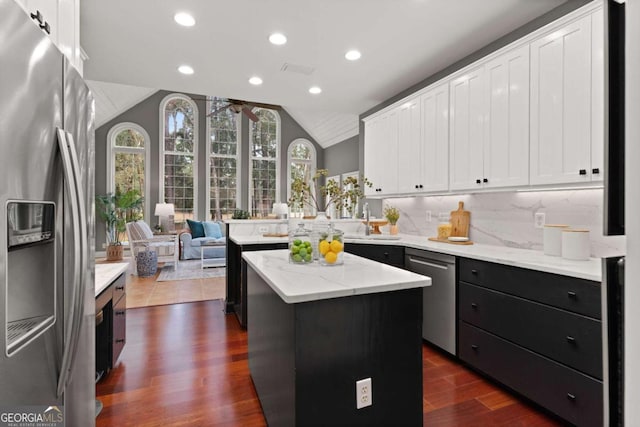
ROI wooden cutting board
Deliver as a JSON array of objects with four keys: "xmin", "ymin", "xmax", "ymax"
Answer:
[{"xmin": 450, "ymin": 201, "xmax": 470, "ymax": 238}]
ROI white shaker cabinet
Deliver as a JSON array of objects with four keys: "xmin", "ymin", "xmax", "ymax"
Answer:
[
  {"xmin": 483, "ymin": 44, "xmax": 530, "ymax": 189},
  {"xmin": 419, "ymin": 83, "xmax": 449, "ymax": 192},
  {"xmin": 364, "ymin": 109, "xmax": 399, "ymax": 196},
  {"xmin": 449, "ymin": 66, "xmax": 486, "ymax": 191},
  {"xmin": 590, "ymin": 7, "xmax": 605, "ymax": 182},
  {"xmin": 530, "ymin": 14, "xmax": 593, "ymax": 185},
  {"xmin": 397, "ymin": 97, "xmax": 422, "ymax": 194}
]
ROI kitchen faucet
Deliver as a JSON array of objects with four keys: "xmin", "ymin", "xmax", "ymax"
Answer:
[{"xmin": 364, "ymin": 203, "xmax": 370, "ymax": 236}]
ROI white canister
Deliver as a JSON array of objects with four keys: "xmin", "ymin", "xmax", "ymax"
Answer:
[
  {"xmin": 561, "ymin": 229, "xmax": 591, "ymax": 260},
  {"xmin": 543, "ymin": 224, "xmax": 569, "ymax": 256}
]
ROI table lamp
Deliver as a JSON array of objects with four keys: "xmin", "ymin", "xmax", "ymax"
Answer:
[
  {"xmin": 272, "ymin": 203, "xmax": 289, "ymax": 219},
  {"xmin": 155, "ymin": 203, "xmax": 175, "ymax": 232}
]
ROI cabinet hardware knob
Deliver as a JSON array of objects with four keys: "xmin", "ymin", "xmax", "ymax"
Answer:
[
  {"xmin": 579, "ymin": 169, "xmax": 587, "ymax": 175},
  {"xmin": 567, "ymin": 291, "xmax": 577, "ymax": 299},
  {"xmin": 30, "ymin": 10, "xmax": 43, "ymax": 24},
  {"xmin": 476, "ymin": 179, "xmax": 481, "ymax": 184},
  {"xmin": 40, "ymin": 21, "xmax": 50, "ymax": 35},
  {"xmin": 592, "ymin": 168, "xmax": 600, "ymax": 174},
  {"xmin": 415, "ymin": 185, "xmax": 419, "ymax": 189},
  {"xmin": 471, "ymin": 269, "xmax": 478, "ymax": 275},
  {"xmin": 483, "ymin": 178, "xmax": 488, "ymax": 183},
  {"xmin": 383, "ymin": 252, "xmax": 389, "ymax": 257},
  {"xmin": 567, "ymin": 393, "xmax": 576, "ymax": 401},
  {"xmin": 115, "ymin": 311, "xmax": 125, "ymax": 316},
  {"xmin": 115, "ymin": 286, "xmax": 125, "ymax": 291},
  {"xmin": 471, "ymin": 344, "xmax": 479, "ymax": 350},
  {"xmin": 566, "ymin": 335, "xmax": 576, "ymax": 343},
  {"xmin": 471, "ymin": 303, "xmax": 478, "ymax": 309},
  {"xmin": 115, "ymin": 339, "xmax": 125, "ymax": 344},
  {"xmin": 419, "ymin": 184, "xmax": 423, "ymax": 189}
]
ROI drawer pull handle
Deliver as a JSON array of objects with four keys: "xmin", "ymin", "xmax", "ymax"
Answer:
[
  {"xmin": 567, "ymin": 393, "xmax": 576, "ymax": 401},
  {"xmin": 471, "ymin": 269, "xmax": 478, "ymax": 275},
  {"xmin": 471, "ymin": 303, "xmax": 478, "ymax": 309},
  {"xmin": 115, "ymin": 286, "xmax": 125, "ymax": 291},
  {"xmin": 566, "ymin": 335, "xmax": 576, "ymax": 343},
  {"xmin": 567, "ymin": 291, "xmax": 577, "ymax": 299},
  {"xmin": 115, "ymin": 339, "xmax": 125, "ymax": 344},
  {"xmin": 115, "ymin": 311, "xmax": 125, "ymax": 316},
  {"xmin": 471, "ymin": 344, "xmax": 479, "ymax": 350}
]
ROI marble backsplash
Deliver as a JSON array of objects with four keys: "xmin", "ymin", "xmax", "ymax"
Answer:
[{"xmin": 384, "ymin": 189, "xmax": 625, "ymax": 258}]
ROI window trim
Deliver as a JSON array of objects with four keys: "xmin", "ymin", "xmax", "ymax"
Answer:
[
  {"xmin": 205, "ymin": 98, "xmax": 242, "ymax": 220},
  {"xmin": 158, "ymin": 93, "xmax": 199, "ymax": 220},
  {"xmin": 106, "ymin": 122, "xmax": 151, "ymax": 222},
  {"xmin": 286, "ymin": 138, "xmax": 317, "ymax": 215},
  {"xmin": 248, "ymin": 107, "xmax": 281, "ymax": 216}
]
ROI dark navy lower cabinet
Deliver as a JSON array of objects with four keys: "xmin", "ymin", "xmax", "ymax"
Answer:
[{"xmin": 457, "ymin": 258, "xmax": 602, "ymax": 427}]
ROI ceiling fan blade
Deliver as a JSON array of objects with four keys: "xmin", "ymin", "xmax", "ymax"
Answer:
[
  {"xmin": 242, "ymin": 107, "xmax": 259, "ymax": 122},
  {"xmin": 228, "ymin": 98, "xmax": 281, "ymax": 110},
  {"xmin": 207, "ymin": 104, "xmax": 230, "ymax": 117}
]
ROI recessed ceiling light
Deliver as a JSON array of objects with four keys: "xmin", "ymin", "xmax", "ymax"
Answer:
[
  {"xmin": 249, "ymin": 76, "xmax": 263, "ymax": 85},
  {"xmin": 269, "ymin": 33, "xmax": 287, "ymax": 45},
  {"xmin": 345, "ymin": 50, "xmax": 361, "ymax": 61},
  {"xmin": 174, "ymin": 12, "xmax": 195, "ymax": 27},
  {"xmin": 178, "ymin": 65, "xmax": 194, "ymax": 75},
  {"xmin": 309, "ymin": 86, "xmax": 322, "ymax": 94}
]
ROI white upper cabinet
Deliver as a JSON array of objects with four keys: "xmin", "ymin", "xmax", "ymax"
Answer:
[
  {"xmin": 591, "ymin": 7, "xmax": 605, "ymax": 181},
  {"xmin": 364, "ymin": 110, "xmax": 399, "ymax": 196},
  {"xmin": 420, "ymin": 83, "xmax": 449, "ymax": 192},
  {"xmin": 15, "ymin": 0, "xmax": 83, "ymax": 74},
  {"xmin": 483, "ymin": 44, "xmax": 530, "ymax": 189},
  {"xmin": 397, "ymin": 97, "xmax": 422, "ymax": 193},
  {"xmin": 449, "ymin": 65, "xmax": 486, "ymax": 191},
  {"xmin": 530, "ymin": 14, "xmax": 594, "ymax": 185}
]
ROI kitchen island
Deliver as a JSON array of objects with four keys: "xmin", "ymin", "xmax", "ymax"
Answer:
[{"xmin": 243, "ymin": 250, "xmax": 431, "ymax": 427}]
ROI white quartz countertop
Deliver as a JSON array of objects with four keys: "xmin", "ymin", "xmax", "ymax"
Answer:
[
  {"xmin": 242, "ymin": 250, "xmax": 431, "ymax": 304},
  {"xmin": 95, "ymin": 262, "xmax": 129, "ymax": 297},
  {"xmin": 232, "ymin": 233, "xmax": 605, "ymax": 282}
]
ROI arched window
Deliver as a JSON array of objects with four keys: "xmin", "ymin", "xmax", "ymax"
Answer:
[
  {"xmin": 249, "ymin": 108, "xmax": 280, "ymax": 217},
  {"xmin": 160, "ymin": 94, "xmax": 198, "ymax": 223},
  {"xmin": 287, "ymin": 138, "xmax": 316, "ymax": 217},
  {"xmin": 106, "ymin": 122, "xmax": 150, "ymax": 221},
  {"xmin": 207, "ymin": 97, "xmax": 240, "ymax": 220}
]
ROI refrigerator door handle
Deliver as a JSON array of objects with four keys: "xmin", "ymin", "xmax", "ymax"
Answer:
[{"xmin": 55, "ymin": 129, "xmax": 87, "ymax": 397}]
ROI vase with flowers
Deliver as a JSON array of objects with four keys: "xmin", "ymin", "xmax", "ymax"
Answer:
[{"xmin": 384, "ymin": 205, "xmax": 400, "ymax": 235}]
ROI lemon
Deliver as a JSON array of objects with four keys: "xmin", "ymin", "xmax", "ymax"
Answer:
[
  {"xmin": 330, "ymin": 240, "xmax": 343, "ymax": 253},
  {"xmin": 319, "ymin": 240, "xmax": 330, "ymax": 255},
  {"xmin": 324, "ymin": 251, "xmax": 338, "ymax": 264}
]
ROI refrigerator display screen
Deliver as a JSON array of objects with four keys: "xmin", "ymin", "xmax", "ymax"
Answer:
[{"xmin": 7, "ymin": 202, "xmax": 55, "ymax": 249}]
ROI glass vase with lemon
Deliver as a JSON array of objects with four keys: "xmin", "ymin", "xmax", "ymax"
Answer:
[{"xmin": 318, "ymin": 223, "xmax": 344, "ymax": 266}]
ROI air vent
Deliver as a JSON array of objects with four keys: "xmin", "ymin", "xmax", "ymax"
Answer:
[{"xmin": 280, "ymin": 63, "xmax": 315, "ymax": 75}]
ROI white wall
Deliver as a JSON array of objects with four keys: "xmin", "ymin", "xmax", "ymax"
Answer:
[{"xmin": 384, "ymin": 188, "xmax": 625, "ymax": 258}]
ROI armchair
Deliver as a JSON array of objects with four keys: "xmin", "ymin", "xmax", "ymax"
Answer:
[{"xmin": 126, "ymin": 220, "xmax": 179, "ymax": 271}]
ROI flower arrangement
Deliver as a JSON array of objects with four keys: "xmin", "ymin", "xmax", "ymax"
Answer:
[
  {"xmin": 384, "ymin": 205, "xmax": 400, "ymax": 225},
  {"xmin": 288, "ymin": 169, "xmax": 372, "ymax": 216}
]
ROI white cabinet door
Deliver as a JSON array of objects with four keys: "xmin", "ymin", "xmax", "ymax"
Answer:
[
  {"xmin": 420, "ymin": 83, "xmax": 449, "ymax": 192},
  {"xmin": 364, "ymin": 110, "xmax": 399, "ymax": 196},
  {"xmin": 530, "ymin": 15, "xmax": 592, "ymax": 185},
  {"xmin": 364, "ymin": 118, "xmax": 382, "ymax": 197},
  {"xmin": 397, "ymin": 97, "xmax": 422, "ymax": 194},
  {"xmin": 591, "ymin": 7, "xmax": 604, "ymax": 182},
  {"xmin": 57, "ymin": 0, "xmax": 79, "ymax": 67},
  {"xmin": 449, "ymin": 66, "xmax": 485, "ymax": 191},
  {"xmin": 483, "ymin": 44, "xmax": 530, "ymax": 189}
]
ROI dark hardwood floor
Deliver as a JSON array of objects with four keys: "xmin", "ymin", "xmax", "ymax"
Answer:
[{"xmin": 96, "ymin": 300, "xmax": 562, "ymax": 426}]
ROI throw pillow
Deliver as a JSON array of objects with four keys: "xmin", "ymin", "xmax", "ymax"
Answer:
[
  {"xmin": 203, "ymin": 221, "xmax": 222, "ymax": 238},
  {"xmin": 186, "ymin": 219, "xmax": 205, "ymax": 238}
]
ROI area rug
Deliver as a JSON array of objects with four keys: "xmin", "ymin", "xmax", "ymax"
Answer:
[{"xmin": 156, "ymin": 260, "xmax": 226, "ymax": 282}]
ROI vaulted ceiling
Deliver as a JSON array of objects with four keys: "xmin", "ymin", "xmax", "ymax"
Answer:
[{"xmin": 81, "ymin": 0, "xmax": 567, "ymax": 147}]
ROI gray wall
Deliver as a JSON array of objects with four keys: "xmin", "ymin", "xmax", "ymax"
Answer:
[
  {"xmin": 358, "ymin": 0, "xmax": 593, "ymax": 216},
  {"xmin": 95, "ymin": 90, "xmax": 322, "ymax": 248},
  {"xmin": 324, "ymin": 135, "xmax": 359, "ymax": 177}
]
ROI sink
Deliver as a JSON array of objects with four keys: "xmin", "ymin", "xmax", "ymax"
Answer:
[{"xmin": 344, "ymin": 234, "xmax": 401, "ymax": 241}]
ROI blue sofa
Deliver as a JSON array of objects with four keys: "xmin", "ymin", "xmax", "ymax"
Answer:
[{"xmin": 179, "ymin": 220, "xmax": 227, "ymax": 260}]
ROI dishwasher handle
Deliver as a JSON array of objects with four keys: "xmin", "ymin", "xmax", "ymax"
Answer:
[{"xmin": 408, "ymin": 257, "xmax": 451, "ymax": 270}]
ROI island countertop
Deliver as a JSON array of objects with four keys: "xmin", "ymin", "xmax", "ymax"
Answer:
[
  {"xmin": 242, "ymin": 249, "xmax": 431, "ymax": 304},
  {"xmin": 95, "ymin": 262, "xmax": 129, "ymax": 297}
]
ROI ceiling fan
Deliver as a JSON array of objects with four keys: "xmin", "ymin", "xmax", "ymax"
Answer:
[{"xmin": 207, "ymin": 98, "xmax": 281, "ymax": 122}]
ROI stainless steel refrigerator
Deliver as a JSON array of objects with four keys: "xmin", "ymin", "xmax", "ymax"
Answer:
[{"xmin": 0, "ymin": 0, "xmax": 95, "ymax": 425}]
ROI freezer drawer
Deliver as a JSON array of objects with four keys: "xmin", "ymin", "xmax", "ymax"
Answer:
[{"xmin": 405, "ymin": 249, "xmax": 456, "ymax": 355}]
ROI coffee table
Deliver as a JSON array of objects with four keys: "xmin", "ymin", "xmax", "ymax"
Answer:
[{"xmin": 200, "ymin": 241, "xmax": 226, "ymax": 269}]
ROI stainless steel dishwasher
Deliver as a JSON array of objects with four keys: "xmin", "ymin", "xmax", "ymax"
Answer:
[{"xmin": 405, "ymin": 248, "xmax": 456, "ymax": 355}]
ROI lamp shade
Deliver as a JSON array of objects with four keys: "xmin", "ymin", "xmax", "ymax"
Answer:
[{"xmin": 155, "ymin": 203, "xmax": 175, "ymax": 216}]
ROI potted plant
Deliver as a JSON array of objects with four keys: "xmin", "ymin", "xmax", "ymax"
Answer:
[
  {"xmin": 96, "ymin": 189, "xmax": 144, "ymax": 261},
  {"xmin": 384, "ymin": 205, "xmax": 400, "ymax": 235},
  {"xmin": 288, "ymin": 169, "xmax": 372, "ymax": 219}
]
